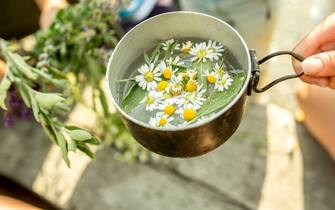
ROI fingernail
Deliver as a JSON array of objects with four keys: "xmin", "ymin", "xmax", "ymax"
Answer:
[{"xmin": 302, "ymin": 58, "xmax": 323, "ymax": 75}]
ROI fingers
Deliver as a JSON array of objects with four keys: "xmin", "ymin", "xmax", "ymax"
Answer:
[{"xmin": 302, "ymin": 51, "xmax": 335, "ymax": 77}]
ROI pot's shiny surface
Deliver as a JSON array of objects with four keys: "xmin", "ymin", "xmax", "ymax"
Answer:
[{"xmin": 106, "ymin": 12, "xmax": 251, "ymax": 157}]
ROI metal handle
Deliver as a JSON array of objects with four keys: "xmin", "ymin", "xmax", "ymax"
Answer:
[{"xmin": 248, "ymin": 50, "xmax": 305, "ymax": 95}]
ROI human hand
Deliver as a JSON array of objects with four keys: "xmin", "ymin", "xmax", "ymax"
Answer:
[
  {"xmin": 38, "ymin": 0, "xmax": 67, "ymax": 28},
  {"xmin": 293, "ymin": 13, "xmax": 335, "ymax": 89}
]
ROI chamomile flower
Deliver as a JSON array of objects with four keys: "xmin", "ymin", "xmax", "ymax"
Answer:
[
  {"xmin": 204, "ymin": 69, "xmax": 219, "ymax": 84},
  {"xmin": 180, "ymin": 41, "xmax": 192, "ymax": 53},
  {"xmin": 176, "ymin": 87, "xmax": 206, "ymax": 110},
  {"xmin": 158, "ymin": 101, "xmax": 177, "ymax": 116},
  {"xmin": 149, "ymin": 113, "xmax": 174, "ymax": 128},
  {"xmin": 207, "ymin": 40, "xmax": 224, "ymax": 56},
  {"xmin": 176, "ymin": 105, "xmax": 198, "ymax": 122},
  {"xmin": 162, "ymin": 39, "xmax": 180, "ymax": 51},
  {"xmin": 186, "ymin": 69, "xmax": 197, "ymax": 80},
  {"xmin": 215, "ymin": 74, "xmax": 233, "ymax": 91},
  {"xmin": 190, "ymin": 41, "xmax": 222, "ymax": 62},
  {"xmin": 141, "ymin": 91, "xmax": 164, "ymax": 111},
  {"xmin": 158, "ymin": 60, "xmax": 177, "ymax": 80},
  {"xmin": 135, "ymin": 63, "xmax": 162, "ymax": 91},
  {"xmin": 167, "ymin": 56, "xmax": 184, "ymax": 66},
  {"xmin": 167, "ymin": 75, "xmax": 184, "ymax": 96}
]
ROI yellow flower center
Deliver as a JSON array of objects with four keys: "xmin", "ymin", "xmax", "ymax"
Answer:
[
  {"xmin": 163, "ymin": 93, "xmax": 172, "ymax": 99},
  {"xmin": 159, "ymin": 118, "xmax": 167, "ymax": 126},
  {"xmin": 181, "ymin": 41, "xmax": 192, "ymax": 53},
  {"xmin": 183, "ymin": 108, "xmax": 197, "ymax": 121},
  {"xmin": 144, "ymin": 71, "xmax": 154, "ymax": 82},
  {"xmin": 185, "ymin": 80, "xmax": 197, "ymax": 92},
  {"xmin": 164, "ymin": 105, "xmax": 175, "ymax": 116},
  {"xmin": 170, "ymin": 84, "xmax": 183, "ymax": 96},
  {"xmin": 197, "ymin": 49, "xmax": 207, "ymax": 59},
  {"xmin": 157, "ymin": 81, "xmax": 168, "ymax": 91},
  {"xmin": 207, "ymin": 75, "xmax": 216, "ymax": 84},
  {"xmin": 163, "ymin": 68, "xmax": 172, "ymax": 79},
  {"xmin": 145, "ymin": 96, "xmax": 154, "ymax": 105}
]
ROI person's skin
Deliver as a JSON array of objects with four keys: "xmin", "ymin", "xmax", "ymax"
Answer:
[
  {"xmin": 35, "ymin": 0, "xmax": 67, "ymax": 28},
  {"xmin": 293, "ymin": 13, "xmax": 335, "ymax": 89}
]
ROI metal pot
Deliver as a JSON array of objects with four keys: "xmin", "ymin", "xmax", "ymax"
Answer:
[{"xmin": 106, "ymin": 11, "xmax": 304, "ymax": 158}]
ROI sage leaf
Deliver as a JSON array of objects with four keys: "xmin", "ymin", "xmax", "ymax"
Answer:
[
  {"xmin": 11, "ymin": 53, "xmax": 38, "ymax": 80},
  {"xmin": 30, "ymin": 95, "xmax": 41, "ymax": 122},
  {"xmin": 15, "ymin": 83, "xmax": 31, "ymax": 108},
  {"xmin": 34, "ymin": 92, "xmax": 65, "ymax": 110},
  {"xmin": 68, "ymin": 129, "xmax": 92, "ymax": 141},
  {"xmin": 195, "ymin": 61, "xmax": 211, "ymax": 88},
  {"xmin": 120, "ymin": 84, "xmax": 146, "ymax": 113},
  {"xmin": 144, "ymin": 51, "xmax": 150, "ymax": 65},
  {"xmin": 68, "ymin": 139, "xmax": 77, "ymax": 152},
  {"xmin": 56, "ymin": 131, "xmax": 70, "ymax": 167},
  {"xmin": 0, "ymin": 75, "xmax": 11, "ymax": 110},
  {"xmin": 85, "ymin": 137, "xmax": 100, "ymax": 145},
  {"xmin": 197, "ymin": 78, "xmax": 242, "ymax": 118},
  {"xmin": 39, "ymin": 113, "xmax": 57, "ymax": 144},
  {"xmin": 77, "ymin": 143, "xmax": 94, "ymax": 158}
]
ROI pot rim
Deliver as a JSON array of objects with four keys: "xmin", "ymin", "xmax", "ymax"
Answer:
[{"xmin": 106, "ymin": 11, "xmax": 251, "ymax": 132}]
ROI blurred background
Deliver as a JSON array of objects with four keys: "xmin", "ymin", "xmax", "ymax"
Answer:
[{"xmin": 0, "ymin": 0, "xmax": 335, "ymax": 209}]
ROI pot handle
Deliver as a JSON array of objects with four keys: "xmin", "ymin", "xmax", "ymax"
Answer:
[{"xmin": 247, "ymin": 50, "xmax": 305, "ymax": 95}]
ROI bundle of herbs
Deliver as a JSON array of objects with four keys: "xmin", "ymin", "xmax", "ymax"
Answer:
[{"xmin": 0, "ymin": 0, "xmax": 151, "ymax": 166}]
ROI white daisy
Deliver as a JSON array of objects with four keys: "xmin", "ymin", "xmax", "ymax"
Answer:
[
  {"xmin": 167, "ymin": 56, "xmax": 184, "ymax": 66},
  {"xmin": 176, "ymin": 87, "xmax": 206, "ymax": 110},
  {"xmin": 158, "ymin": 60, "xmax": 177, "ymax": 80},
  {"xmin": 176, "ymin": 105, "xmax": 198, "ymax": 122},
  {"xmin": 215, "ymin": 74, "xmax": 233, "ymax": 91},
  {"xmin": 162, "ymin": 39, "xmax": 180, "ymax": 51},
  {"xmin": 141, "ymin": 91, "xmax": 164, "ymax": 111},
  {"xmin": 149, "ymin": 113, "xmax": 174, "ymax": 128},
  {"xmin": 180, "ymin": 41, "xmax": 192, "ymax": 53},
  {"xmin": 166, "ymin": 75, "xmax": 184, "ymax": 96},
  {"xmin": 207, "ymin": 40, "xmax": 224, "ymax": 56},
  {"xmin": 157, "ymin": 101, "xmax": 177, "ymax": 116},
  {"xmin": 190, "ymin": 41, "xmax": 222, "ymax": 62},
  {"xmin": 135, "ymin": 63, "xmax": 162, "ymax": 91},
  {"xmin": 204, "ymin": 69, "xmax": 219, "ymax": 84}
]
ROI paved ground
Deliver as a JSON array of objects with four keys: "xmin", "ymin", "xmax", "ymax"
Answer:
[{"xmin": 1, "ymin": 0, "xmax": 335, "ymax": 210}]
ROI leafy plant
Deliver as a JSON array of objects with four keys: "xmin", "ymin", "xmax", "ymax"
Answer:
[{"xmin": 0, "ymin": 0, "xmax": 151, "ymax": 166}]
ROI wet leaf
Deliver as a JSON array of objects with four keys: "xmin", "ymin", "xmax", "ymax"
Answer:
[{"xmin": 120, "ymin": 84, "xmax": 146, "ymax": 113}]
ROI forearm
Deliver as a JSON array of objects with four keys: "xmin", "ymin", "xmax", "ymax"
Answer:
[{"xmin": 34, "ymin": 0, "xmax": 67, "ymax": 11}]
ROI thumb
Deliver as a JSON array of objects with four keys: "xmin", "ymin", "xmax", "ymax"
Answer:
[{"xmin": 302, "ymin": 51, "xmax": 335, "ymax": 77}]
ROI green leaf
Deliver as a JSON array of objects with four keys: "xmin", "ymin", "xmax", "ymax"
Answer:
[
  {"xmin": 10, "ymin": 53, "xmax": 38, "ymax": 80},
  {"xmin": 39, "ymin": 113, "xmax": 57, "ymax": 144},
  {"xmin": 77, "ymin": 143, "xmax": 94, "ymax": 158},
  {"xmin": 120, "ymin": 84, "xmax": 146, "ymax": 113},
  {"xmin": 98, "ymin": 88, "xmax": 110, "ymax": 117},
  {"xmin": 68, "ymin": 129, "xmax": 92, "ymax": 141},
  {"xmin": 197, "ymin": 78, "xmax": 242, "ymax": 118},
  {"xmin": 0, "ymin": 74, "xmax": 12, "ymax": 110},
  {"xmin": 144, "ymin": 51, "xmax": 150, "ymax": 65},
  {"xmin": 56, "ymin": 131, "xmax": 70, "ymax": 167},
  {"xmin": 68, "ymin": 139, "xmax": 77, "ymax": 152},
  {"xmin": 30, "ymin": 94, "xmax": 41, "ymax": 122},
  {"xmin": 15, "ymin": 82, "xmax": 31, "ymax": 108},
  {"xmin": 195, "ymin": 61, "xmax": 211, "ymax": 88},
  {"xmin": 85, "ymin": 137, "xmax": 100, "ymax": 145},
  {"xmin": 34, "ymin": 92, "xmax": 65, "ymax": 110}
]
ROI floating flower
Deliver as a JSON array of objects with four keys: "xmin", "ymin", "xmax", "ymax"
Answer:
[
  {"xmin": 176, "ymin": 87, "xmax": 206, "ymax": 110},
  {"xmin": 158, "ymin": 60, "xmax": 178, "ymax": 80},
  {"xmin": 190, "ymin": 41, "xmax": 222, "ymax": 62},
  {"xmin": 149, "ymin": 113, "xmax": 174, "ymax": 128},
  {"xmin": 208, "ymin": 40, "xmax": 224, "ymax": 56},
  {"xmin": 180, "ymin": 41, "xmax": 192, "ymax": 53},
  {"xmin": 157, "ymin": 81, "xmax": 169, "ymax": 91},
  {"xmin": 167, "ymin": 56, "xmax": 184, "ymax": 66},
  {"xmin": 162, "ymin": 39, "xmax": 180, "ymax": 52},
  {"xmin": 185, "ymin": 79, "xmax": 198, "ymax": 92},
  {"xmin": 158, "ymin": 101, "xmax": 176, "ymax": 116},
  {"xmin": 135, "ymin": 63, "xmax": 162, "ymax": 91},
  {"xmin": 204, "ymin": 69, "xmax": 219, "ymax": 84},
  {"xmin": 214, "ymin": 74, "xmax": 233, "ymax": 91},
  {"xmin": 176, "ymin": 106, "xmax": 197, "ymax": 122},
  {"xmin": 141, "ymin": 91, "xmax": 163, "ymax": 111}
]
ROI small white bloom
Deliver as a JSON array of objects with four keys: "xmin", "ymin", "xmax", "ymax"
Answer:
[
  {"xmin": 176, "ymin": 87, "xmax": 206, "ymax": 110},
  {"xmin": 141, "ymin": 91, "xmax": 164, "ymax": 111},
  {"xmin": 204, "ymin": 69, "xmax": 219, "ymax": 84},
  {"xmin": 208, "ymin": 40, "xmax": 224, "ymax": 54},
  {"xmin": 180, "ymin": 41, "xmax": 193, "ymax": 53},
  {"xmin": 158, "ymin": 60, "xmax": 178, "ymax": 80},
  {"xmin": 149, "ymin": 113, "xmax": 174, "ymax": 128},
  {"xmin": 135, "ymin": 63, "xmax": 162, "ymax": 91},
  {"xmin": 215, "ymin": 74, "xmax": 233, "ymax": 91},
  {"xmin": 190, "ymin": 41, "xmax": 222, "ymax": 62},
  {"xmin": 167, "ymin": 56, "xmax": 184, "ymax": 66},
  {"xmin": 162, "ymin": 39, "xmax": 180, "ymax": 51}
]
